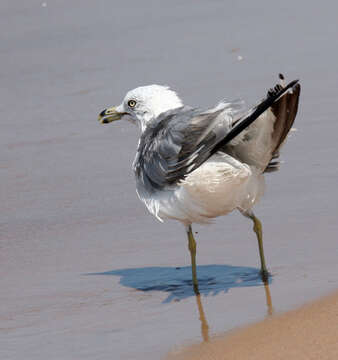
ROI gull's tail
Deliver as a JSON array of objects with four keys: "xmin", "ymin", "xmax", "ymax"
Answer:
[
  {"xmin": 264, "ymin": 74, "xmax": 301, "ymax": 172},
  {"xmin": 214, "ymin": 74, "xmax": 301, "ymax": 173},
  {"xmin": 211, "ymin": 78, "xmax": 300, "ymax": 156}
]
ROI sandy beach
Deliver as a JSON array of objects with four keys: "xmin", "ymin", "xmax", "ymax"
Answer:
[{"xmin": 169, "ymin": 290, "xmax": 338, "ymax": 360}]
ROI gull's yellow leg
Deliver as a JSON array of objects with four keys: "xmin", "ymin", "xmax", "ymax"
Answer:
[
  {"xmin": 186, "ymin": 225, "xmax": 199, "ymax": 294},
  {"xmin": 248, "ymin": 213, "xmax": 269, "ymax": 281}
]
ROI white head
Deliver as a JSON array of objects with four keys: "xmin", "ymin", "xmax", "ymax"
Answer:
[{"xmin": 98, "ymin": 85, "xmax": 183, "ymax": 131}]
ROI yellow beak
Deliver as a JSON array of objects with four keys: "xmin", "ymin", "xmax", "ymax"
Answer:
[{"xmin": 98, "ymin": 106, "xmax": 123, "ymax": 124}]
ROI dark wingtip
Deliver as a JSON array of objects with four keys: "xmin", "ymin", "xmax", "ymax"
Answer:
[
  {"xmin": 268, "ymin": 83, "xmax": 284, "ymax": 97},
  {"xmin": 268, "ymin": 79, "xmax": 299, "ymax": 98}
]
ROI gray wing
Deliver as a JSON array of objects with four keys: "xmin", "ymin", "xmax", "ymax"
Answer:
[
  {"xmin": 228, "ymin": 78, "xmax": 301, "ymax": 172},
  {"xmin": 134, "ymin": 105, "xmax": 237, "ymax": 191}
]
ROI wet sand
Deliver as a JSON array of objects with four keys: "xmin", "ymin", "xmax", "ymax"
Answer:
[
  {"xmin": 168, "ymin": 291, "xmax": 338, "ymax": 360},
  {"xmin": 1, "ymin": 1, "xmax": 338, "ymax": 359}
]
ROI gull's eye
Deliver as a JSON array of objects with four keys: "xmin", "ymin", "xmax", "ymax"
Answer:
[{"xmin": 128, "ymin": 100, "xmax": 137, "ymax": 108}]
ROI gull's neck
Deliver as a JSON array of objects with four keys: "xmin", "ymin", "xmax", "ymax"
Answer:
[{"xmin": 138, "ymin": 101, "xmax": 183, "ymax": 132}]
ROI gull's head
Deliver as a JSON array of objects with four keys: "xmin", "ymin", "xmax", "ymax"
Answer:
[{"xmin": 98, "ymin": 85, "xmax": 183, "ymax": 131}]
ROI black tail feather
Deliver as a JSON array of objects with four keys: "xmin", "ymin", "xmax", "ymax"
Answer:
[{"xmin": 210, "ymin": 79, "xmax": 299, "ymax": 157}]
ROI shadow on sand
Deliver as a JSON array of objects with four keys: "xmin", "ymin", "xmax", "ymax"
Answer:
[{"xmin": 87, "ymin": 264, "xmax": 270, "ymax": 303}]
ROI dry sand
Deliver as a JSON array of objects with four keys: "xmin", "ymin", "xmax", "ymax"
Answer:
[{"xmin": 168, "ymin": 291, "xmax": 338, "ymax": 360}]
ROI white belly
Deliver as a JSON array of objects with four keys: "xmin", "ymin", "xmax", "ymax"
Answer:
[{"xmin": 154, "ymin": 153, "xmax": 265, "ymax": 224}]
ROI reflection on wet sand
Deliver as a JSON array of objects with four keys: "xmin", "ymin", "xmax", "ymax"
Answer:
[
  {"xmin": 195, "ymin": 294, "xmax": 210, "ymax": 342},
  {"xmin": 192, "ymin": 280, "xmax": 273, "ymax": 342},
  {"xmin": 264, "ymin": 281, "xmax": 274, "ymax": 317},
  {"xmin": 91, "ymin": 265, "xmax": 273, "ymax": 342}
]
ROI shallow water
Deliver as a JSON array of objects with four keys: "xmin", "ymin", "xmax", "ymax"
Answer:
[{"xmin": 1, "ymin": 1, "xmax": 338, "ymax": 359}]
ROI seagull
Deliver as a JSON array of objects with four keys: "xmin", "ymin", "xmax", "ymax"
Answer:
[{"xmin": 98, "ymin": 75, "xmax": 300, "ymax": 293}]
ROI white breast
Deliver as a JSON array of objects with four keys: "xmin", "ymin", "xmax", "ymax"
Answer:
[{"xmin": 149, "ymin": 153, "xmax": 265, "ymax": 225}]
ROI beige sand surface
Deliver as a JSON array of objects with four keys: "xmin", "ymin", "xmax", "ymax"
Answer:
[{"xmin": 168, "ymin": 291, "xmax": 338, "ymax": 360}]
